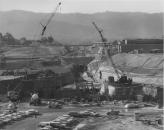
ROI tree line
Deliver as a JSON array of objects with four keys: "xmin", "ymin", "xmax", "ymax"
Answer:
[{"xmin": 0, "ymin": 32, "xmax": 61, "ymax": 46}]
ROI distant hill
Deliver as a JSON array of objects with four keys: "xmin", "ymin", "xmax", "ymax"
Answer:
[{"xmin": 0, "ymin": 10, "xmax": 163, "ymax": 44}]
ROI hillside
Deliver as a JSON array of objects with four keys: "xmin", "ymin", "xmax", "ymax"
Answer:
[
  {"xmin": 0, "ymin": 10, "xmax": 163, "ymax": 44},
  {"xmin": 88, "ymin": 53, "xmax": 163, "ymax": 85},
  {"xmin": 3, "ymin": 46, "xmax": 66, "ymax": 58}
]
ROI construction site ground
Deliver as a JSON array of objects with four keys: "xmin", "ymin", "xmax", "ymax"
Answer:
[{"xmin": 0, "ymin": 102, "xmax": 163, "ymax": 130}]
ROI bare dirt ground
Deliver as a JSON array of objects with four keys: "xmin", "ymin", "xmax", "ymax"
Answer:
[
  {"xmin": 88, "ymin": 53, "xmax": 163, "ymax": 86},
  {"xmin": 0, "ymin": 103, "xmax": 162, "ymax": 130}
]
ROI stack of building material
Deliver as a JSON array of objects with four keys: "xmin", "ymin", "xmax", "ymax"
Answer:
[
  {"xmin": 107, "ymin": 109, "xmax": 120, "ymax": 116},
  {"xmin": 0, "ymin": 109, "xmax": 39, "ymax": 127},
  {"xmin": 68, "ymin": 110, "xmax": 100, "ymax": 118},
  {"xmin": 39, "ymin": 110, "xmax": 101, "ymax": 130},
  {"xmin": 134, "ymin": 111, "xmax": 163, "ymax": 127},
  {"xmin": 39, "ymin": 114, "xmax": 79, "ymax": 130}
]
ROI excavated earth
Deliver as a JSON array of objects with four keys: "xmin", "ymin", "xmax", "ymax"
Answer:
[
  {"xmin": 0, "ymin": 102, "xmax": 163, "ymax": 130},
  {"xmin": 88, "ymin": 53, "xmax": 163, "ymax": 86}
]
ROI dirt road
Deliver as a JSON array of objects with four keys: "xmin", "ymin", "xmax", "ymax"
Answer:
[{"xmin": 1, "ymin": 104, "xmax": 162, "ymax": 130}]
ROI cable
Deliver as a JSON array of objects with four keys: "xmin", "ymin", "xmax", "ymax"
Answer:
[{"xmin": 41, "ymin": 2, "xmax": 61, "ymax": 36}]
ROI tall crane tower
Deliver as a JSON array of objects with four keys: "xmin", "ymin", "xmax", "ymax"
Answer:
[
  {"xmin": 7, "ymin": 2, "xmax": 62, "ymax": 105},
  {"xmin": 40, "ymin": 2, "xmax": 61, "ymax": 36},
  {"xmin": 30, "ymin": 2, "xmax": 62, "ymax": 68},
  {"xmin": 92, "ymin": 22, "xmax": 121, "ymax": 79},
  {"xmin": 92, "ymin": 22, "xmax": 107, "ymax": 43}
]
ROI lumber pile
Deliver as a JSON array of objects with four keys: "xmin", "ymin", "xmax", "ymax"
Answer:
[
  {"xmin": 135, "ymin": 111, "xmax": 163, "ymax": 127},
  {"xmin": 68, "ymin": 110, "xmax": 100, "ymax": 118},
  {"xmin": 0, "ymin": 109, "xmax": 39, "ymax": 127},
  {"xmin": 39, "ymin": 114, "xmax": 79, "ymax": 130},
  {"xmin": 38, "ymin": 110, "xmax": 100, "ymax": 130}
]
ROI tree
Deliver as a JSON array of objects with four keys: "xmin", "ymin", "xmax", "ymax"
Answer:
[
  {"xmin": 2, "ymin": 32, "xmax": 18, "ymax": 45},
  {"xmin": 47, "ymin": 36, "xmax": 54, "ymax": 43},
  {"xmin": 3, "ymin": 33, "xmax": 15, "ymax": 42},
  {"xmin": 40, "ymin": 37, "xmax": 48, "ymax": 43},
  {"xmin": 70, "ymin": 64, "xmax": 87, "ymax": 82},
  {"xmin": 20, "ymin": 37, "xmax": 27, "ymax": 44}
]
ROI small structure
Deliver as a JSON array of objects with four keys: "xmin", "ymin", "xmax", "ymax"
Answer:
[
  {"xmin": 150, "ymin": 49, "xmax": 163, "ymax": 53},
  {"xmin": 120, "ymin": 39, "xmax": 163, "ymax": 53}
]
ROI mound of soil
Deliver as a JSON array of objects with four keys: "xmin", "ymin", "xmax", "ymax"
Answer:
[{"xmin": 88, "ymin": 53, "xmax": 163, "ymax": 85}]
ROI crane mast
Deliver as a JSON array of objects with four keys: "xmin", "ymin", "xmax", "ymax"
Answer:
[
  {"xmin": 92, "ymin": 22, "xmax": 120, "ymax": 79},
  {"xmin": 41, "ymin": 2, "xmax": 61, "ymax": 36},
  {"xmin": 92, "ymin": 22, "xmax": 107, "ymax": 42},
  {"xmin": 7, "ymin": 2, "xmax": 62, "ymax": 104},
  {"xmin": 29, "ymin": 2, "xmax": 61, "ymax": 69}
]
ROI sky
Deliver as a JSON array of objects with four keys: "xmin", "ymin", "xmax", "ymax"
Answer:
[{"xmin": 0, "ymin": 0, "xmax": 163, "ymax": 13}]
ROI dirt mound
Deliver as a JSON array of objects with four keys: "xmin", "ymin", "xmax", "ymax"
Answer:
[
  {"xmin": 88, "ymin": 53, "xmax": 163, "ymax": 85},
  {"xmin": 101, "ymin": 53, "xmax": 163, "ymax": 76},
  {"xmin": 112, "ymin": 53, "xmax": 163, "ymax": 69}
]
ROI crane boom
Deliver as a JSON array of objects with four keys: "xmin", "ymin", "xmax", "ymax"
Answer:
[
  {"xmin": 41, "ymin": 2, "xmax": 61, "ymax": 36},
  {"xmin": 92, "ymin": 22, "xmax": 107, "ymax": 42},
  {"xmin": 29, "ymin": 2, "xmax": 61, "ymax": 68},
  {"xmin": 92, "ymin": 22, "xmax": 120, "ymax": 79}
]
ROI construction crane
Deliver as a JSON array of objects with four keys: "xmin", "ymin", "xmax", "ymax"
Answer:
[
  {"xmin": 40, "ymin": 2, "xmax": 61, "ymax": 36},
  {"xmin": 29, "ymin": 2, "xmax": 62, "ymax": 68},
  {"xmin": 92, "ymin": 22, "xmax": 121, "ymax": 79},
  {"xmin": 92, "ymin": 22, "xmax": 107, "ymax": 43},
  {"xmin": 7, "ymin": 2, "xmax": 62, "ymax": 104}
]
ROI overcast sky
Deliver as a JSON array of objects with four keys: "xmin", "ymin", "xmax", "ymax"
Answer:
[{"xmin": 0, "ymin": 0, "xmax": 163, "ymax": 13}]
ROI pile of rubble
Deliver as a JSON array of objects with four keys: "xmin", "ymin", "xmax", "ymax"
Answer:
[
  {"xmin": 39, "ymin": 114, "xmax": 79, "ymax": 130},
  {"xmin": 69, "ymin": 110, "xmax": 100, "ymax": 118},
  {"xmin": 135, "ymin": 111, "xmax": 163, "ymax": 128},
  {"xmin": 0, "ymin": 109, "xmax": 39, "ymax": 127},
  {"xmin": 39, "ymin": 110, "xmax": 101, "ymax": 130},
  {"xmin": 71, "ymin": 102, "xmax": 101, "ymax": 107}
]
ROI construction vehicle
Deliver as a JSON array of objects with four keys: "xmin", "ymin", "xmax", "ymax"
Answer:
[
  {"xmin": 91, "ymin": 22, "xmax": 135, "ymax": 101},
  {"xmin": 28, "ymin": 2, "xmax": 62, "ymax": 106},
  {"xmin": 92, "ymin": 21, "xmax": 132, "ymax": 85},
  {"xmin": 30, "ymin": 2, "xmax": 62, "ymax": 69},
  {"xmin": 29, "ymin": 92, "xmax": 41, "ymax": 106}
]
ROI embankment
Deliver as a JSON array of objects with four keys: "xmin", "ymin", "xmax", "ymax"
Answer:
[{"xmin": 88, "ymin": 53, "xmax": 163, "ymax": 86}]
